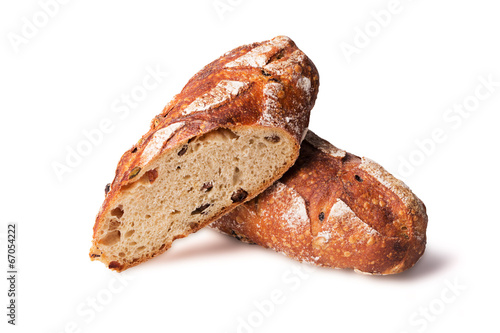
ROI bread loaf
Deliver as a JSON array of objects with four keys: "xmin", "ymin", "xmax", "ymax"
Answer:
[
  {"xmin": 90, "ymin": 36, "xmax": 319, "ymax": 271},
  {"xmin": 211, "ymin": 131, "xmax": 427, "ymax": 275}
]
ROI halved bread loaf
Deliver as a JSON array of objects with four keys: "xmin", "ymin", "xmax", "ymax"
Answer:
[
  {"xmin": 210, "ymin": 131, "xmax": 428, "ymax": 275},
  {"xmin": 90, "ymin": 36, "xmax": 319, "ymax": 271}
]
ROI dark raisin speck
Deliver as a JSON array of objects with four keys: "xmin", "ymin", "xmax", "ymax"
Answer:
[
  {"xmin": 191, "ymin": 203, "xmax": 211, "ymax": 215},
  {"xmin": 319, "ymin": 212, "xmax": 325, "ymax": 222},
  {"xmin": 104, "ymin": 183, "xmax": 111, "ymax": 195},
  {"xmin": 355, "ymin": 175, "xmax": 363, "ymax": 182},
  {"xmin": 261, "ymin": 69, "xmax": 271, "ymax": 76},
  {"xmin": 231, "ymin": 188, "xmax": 248, "ymax": 203},
  {"xmin": 178, "ymin": 144, "xmax": 188, "ymax": 156},
  {"xmin": 108, "ymin": 261, "xmax": 122, "ymax": 269},
  {"xmin": 265, "ymin": 135, "xmax": 280, "ymax": 143},
  {"xmin": 201, "ymin": 182, "xmax": 213, "ymax": 192}
]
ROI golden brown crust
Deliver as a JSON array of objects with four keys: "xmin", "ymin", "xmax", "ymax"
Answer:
[
  {"xmin": 210, "ymin": 131, "xmax": 428, "ymax": 275},
  {"xmin": 90, "ymin": 36, "xmax": 319, "ymax": 271}
]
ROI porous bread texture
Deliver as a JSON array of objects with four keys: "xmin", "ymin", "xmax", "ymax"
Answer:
[{"xmin": 91, "ymin": 126, "xmax": 295, "ymax": 270}]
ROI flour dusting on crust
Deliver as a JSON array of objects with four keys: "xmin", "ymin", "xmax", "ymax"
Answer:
[
  {"xmin": 297, "ymin": 77, "xmax": 311, "ymax": 95},
  {"xmin": 284, "ymin": 116, "xmax": 301, "ymax": 138},
  {"xmin": 263, "ymin": 50, "xmax": 306, "ymax": 76},
  {"xmin": 141, "ymin": 122, "xmax": 185, "ymax": 165},
  {"xmin": 328, "ymin": 199, "xmax": 381, "ymax": 238},
  {"xmin": 224, "ymin": 36, "xmax": 291, "ymax": 68},
  {"xmin": 260, "ymin": 82, "xmax": 303, "ymax": 137},
  {"xmin": 280, "ymin": 186, "xmax": 309, "ymax": 232},
  {"xmin": 183, "ymin": 80, "xmax": 249, "ymax": 115},
  {"xmin": 263, "ymin": 181, "xmax": 310, "ymax": 232},
  {"xmin": 260, "ymin": 82, "xmax": 284, "ymax": 127},
  {"xmin": 305, "ymin": 131, "xmax": 346, "ymax": 159},
  {"xmin": 225, "ymin": 44, "xmax": 273, "ymax": 68},
  {"xmin": 359, "ymin": 158, "xmax": 418, "ymax": 208},
  {"xmin": 316, "ymin": 231, "xmax": 332, "ymax": 242}
]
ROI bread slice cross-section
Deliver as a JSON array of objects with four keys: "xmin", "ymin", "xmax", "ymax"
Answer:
[{"xmin": 90, "ymin": 36, "xmax": 319, "ymax": 271}]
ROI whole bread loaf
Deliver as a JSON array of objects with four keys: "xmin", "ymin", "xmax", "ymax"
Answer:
[
  {"xmin": 211, "ymin": 131, "xmax": 427, "ymax": 275},
  {"xmin": 90, "ymin": 36, "xmax": 319, "ymax": 271}
]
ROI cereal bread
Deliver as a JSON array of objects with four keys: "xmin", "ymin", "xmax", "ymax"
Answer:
[
  {"xmin": 90, "ymin": 36, "xmax": 319, "ymax": 271},
  {"xmin": 211, "ymin": 131, "xmax": 427, "ymax": 275}
]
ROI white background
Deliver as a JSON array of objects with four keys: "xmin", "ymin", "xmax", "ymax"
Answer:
[{"xmin": 1, "ymin": 1, "xmax": 499, "ymax": 332}]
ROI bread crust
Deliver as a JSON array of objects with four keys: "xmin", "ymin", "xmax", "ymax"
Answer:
[
  {"xmin": 211, "ymin": 131, "xmax": 428, "ymax": 275},
  {"xmin": 90, "ymin": 36, "xmax": 319, "ymax": 271}
]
